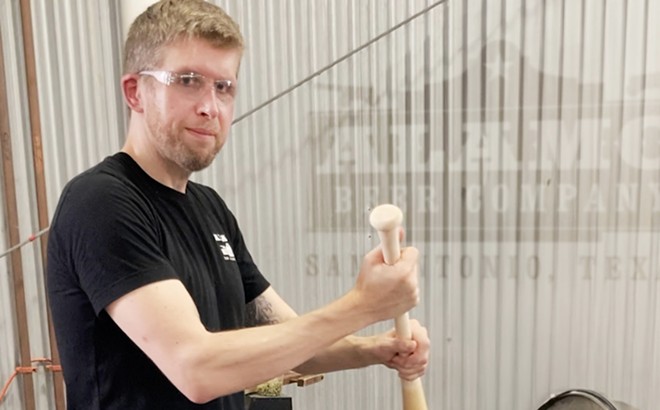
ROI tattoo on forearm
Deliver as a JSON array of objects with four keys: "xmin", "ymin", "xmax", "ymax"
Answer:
[{"xmin": 245, "ymin": 295, "xmax": 279, "ymax": 326}]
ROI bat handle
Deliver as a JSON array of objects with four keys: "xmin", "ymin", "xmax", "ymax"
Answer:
[
  {"xmin": 369, "ymin": 205, "xmax": 428, "ymax": 410},
  {"xmin": 395, "ymin": 313, "xmax": 412, "ymax": 339}
]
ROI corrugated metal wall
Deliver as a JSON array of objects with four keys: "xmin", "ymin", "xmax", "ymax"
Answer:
[
  {"xmin": 0, "ymin": 1, "xmax": 124, "ymax": 409},
  {"xmin": 1, "ymin": 0, "xmax": 658, "ymax": 409},
  {"xmin": 0, "ymin": 1, "xmax": 43, "ymax": 408}
]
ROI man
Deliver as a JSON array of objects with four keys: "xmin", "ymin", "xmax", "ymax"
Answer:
[{"xmin": 47, "ymin": 1, "xmax": 429, "ymax": 409}]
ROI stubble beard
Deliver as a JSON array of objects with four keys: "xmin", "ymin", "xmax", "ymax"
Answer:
[{"xmin": 146, "ymin": 107, "xmax": 222, "ymax": 173}]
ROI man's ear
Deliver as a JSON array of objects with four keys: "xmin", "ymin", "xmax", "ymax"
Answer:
[{"xmin": 121, "ymin": 74, "xmax": 144, "ymax": 113}]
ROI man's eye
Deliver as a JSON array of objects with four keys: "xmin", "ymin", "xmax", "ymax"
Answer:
[
  {"xmin": 215, "ymin": 80, "xmax": 233, "ymax": 95},
  {"xmin": 178, "ymin": 75, "xmax": 202, "ymax": 88}
]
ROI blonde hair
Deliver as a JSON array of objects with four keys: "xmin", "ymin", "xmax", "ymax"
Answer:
[{"xmin": 123, "ymin": 0, "xmax": 244, "ymax": 74}]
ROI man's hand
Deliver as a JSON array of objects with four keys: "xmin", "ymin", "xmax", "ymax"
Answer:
[
  {"xmin": 365, "ymin": 319, "xmax": 430, "ymax": 381},
  {"xmin": 352, "ymin": 245, "xmax": 420, "ymax": 323}
]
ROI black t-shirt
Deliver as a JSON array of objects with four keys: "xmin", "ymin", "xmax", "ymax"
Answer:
[{"xmin": 47, "ymin": 152, "xmax": 270, "ymax": 410}]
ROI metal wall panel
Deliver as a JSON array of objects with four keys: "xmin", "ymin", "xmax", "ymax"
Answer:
[
  {"xmin": 1, "ymin": 0, "xmax": 51, "ymax": 408},
  {"xmin": 204, "ymin": 1, "xmax": 659, "ymax": 409},
  {"xmin": 0, "ymin": 0, "xmax": 124, "ymax": 408},
  {"xmin": 1, "ymin": 0, "xmax": 658, "ymax": 409},
  {"xmin": 31, "ymin": 0, "xmax": 126, "ymax": 205}
]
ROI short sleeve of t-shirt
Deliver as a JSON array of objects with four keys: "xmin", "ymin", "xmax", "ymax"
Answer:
[{"xmin": 49, "ymin": 171, "xmax": 179, "ymax": 314}]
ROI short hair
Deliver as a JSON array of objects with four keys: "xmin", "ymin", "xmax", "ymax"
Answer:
[{"xmin": 123, "ymin": 0, "xmax": 244, "ymax": 74}]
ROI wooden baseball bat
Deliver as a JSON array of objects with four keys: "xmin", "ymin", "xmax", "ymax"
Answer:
[{"xmin": 369, "ymin": 204, "xmax": 428, "ymax": 410}]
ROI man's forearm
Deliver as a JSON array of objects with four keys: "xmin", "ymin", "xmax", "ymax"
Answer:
[
  {"xmin": 248, "ymin": 288, "xmax": 382, "ymax": 376},
  {"xmin": 294, "ymin": 335, "xmax": 379, "ymax": 375},
  {"xmin": 247, "ymin": 289, "xmax": 378, "ymax": 375}
]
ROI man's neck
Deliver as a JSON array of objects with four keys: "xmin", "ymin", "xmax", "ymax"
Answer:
[{"xmin": 121, "ymin": 140, "xmax": 190, "ymax": 194}]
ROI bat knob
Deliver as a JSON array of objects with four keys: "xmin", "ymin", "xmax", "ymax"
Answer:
[{"xmin": 369, "ymin": 204, "xmax": 403, "ymax": 232}]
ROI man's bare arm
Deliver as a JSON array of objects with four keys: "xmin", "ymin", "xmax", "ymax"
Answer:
[
  {"xmin": 106, "ymin": 246, "xmax": 420, "ymax": 404},
  {"xmin": 249, "ymin": 287, "xmax": 429, "ymax": 378}
]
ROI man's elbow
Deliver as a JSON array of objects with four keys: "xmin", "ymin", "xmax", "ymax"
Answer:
[
  {"xmin": 176, "ymin": 388, "xmax": 208, "ymax": 405},
  {"xmin": 170, "ymin": 348, "xmax": 239, "ymax": 404},
  {"xmin": 180, "ymin": 385, "xmax": 216, "ymax": 405},
  {"xmin": 173, "ymin": 367, "xmax": 219, "ymax": 404},
  {"xmin": 166, "ymin": 357, "xmax": 206, "ymax": 403}
]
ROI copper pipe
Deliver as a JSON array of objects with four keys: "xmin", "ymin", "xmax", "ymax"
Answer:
[
  {"xmin": 18, "ymin": 0, "xmax": 65, "ymax": 407},
  {"xmin": 0, "ymin": 32, "xmax": 36, "ymax": 410}
]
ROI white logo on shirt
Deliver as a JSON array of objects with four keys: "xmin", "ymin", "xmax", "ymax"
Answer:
[{"xmin": 213, "ymin": 233, "xmax": 235, "ymax": 261}]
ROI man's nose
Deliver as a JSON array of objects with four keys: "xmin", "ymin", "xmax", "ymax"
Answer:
[{"xmin": 196, "ymin": 87, "xmax": 221, "ymax": 118}]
